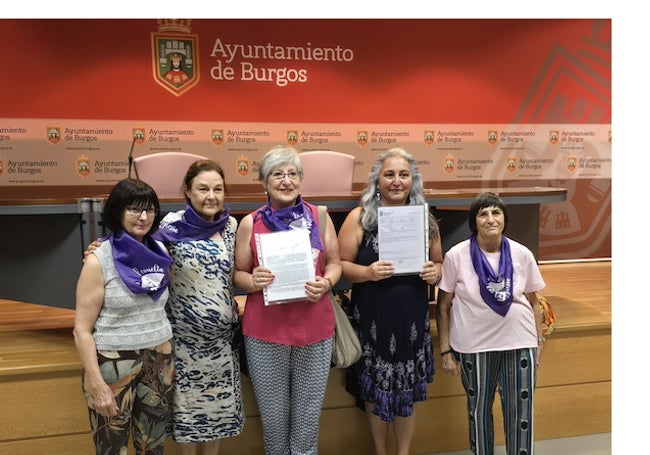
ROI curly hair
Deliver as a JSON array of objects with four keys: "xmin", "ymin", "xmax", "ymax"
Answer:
[{"xmin": 358, "ymin": 147, "xmax": 438, "ymax": 240}]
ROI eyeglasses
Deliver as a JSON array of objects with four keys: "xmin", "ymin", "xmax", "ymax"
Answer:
[
  {"xmin": 269, "ymin": 170, "xmax": 300, "ymax": 181},
  {"xmin": 125, "ymin": 206, "xmax": 156, "ymax": 217}
]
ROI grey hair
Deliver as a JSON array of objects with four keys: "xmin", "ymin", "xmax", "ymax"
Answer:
[
  {"xmin": 359, "ymin": 147, "xmax": 438, "ymax": 239},
  {"xmin": 258, "ymin": 145, "xmax": 303, "ymax": 184}
]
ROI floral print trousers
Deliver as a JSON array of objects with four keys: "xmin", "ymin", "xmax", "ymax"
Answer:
[{"xmin": 82, "ymin": 341, "xmax": 175, "ymax": 455}]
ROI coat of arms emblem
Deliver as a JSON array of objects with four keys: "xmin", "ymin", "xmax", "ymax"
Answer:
[
  {"xmin": 287, "ymin": 130, "xmax": 298, "ymax": 146},
  {"xmin": 487, "ymin": 130, "xmax": 498, "ymax": 146},
  {"xmin": 357, "ymin": 130, "xmax": 368, "ymax": 146},
  {"xmin": 47, "ymin": 126, "xmax": 61, "ymax": 145},
  {"xmin": 151, "ymin": 19, "xmax": 199, "ymax": 96},
  {"xmin": 443, "ymin": 154, "xmax": 455, "ymax": 174},
  {"xmin": 424, "ymin": 130, "xmax": 435, "ymax": 146}
]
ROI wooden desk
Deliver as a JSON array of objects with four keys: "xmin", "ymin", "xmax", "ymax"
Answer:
[
  {"xmin": 0, "ymin": 298, "xmax": 75, "ymax": 333},
  {"xmin": 0, "ymin": 260, "xmax": 610, "ymax": 454}
]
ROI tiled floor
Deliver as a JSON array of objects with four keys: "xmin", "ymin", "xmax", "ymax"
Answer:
[{"xmin": 425, "ymin": 432, "xmax": 611, "ymax": 455}]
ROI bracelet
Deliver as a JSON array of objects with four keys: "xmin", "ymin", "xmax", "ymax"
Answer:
[
  {"xmin": 325, "ymin": 277, "xmax": 333, "ymax": 292},
  {"xmin": 537, "ymin": 337, "xmax": 546, "ymax": 343},
  {"xmin": 440, "ymin": 349, "xmax": 454, "ymax": 357}
]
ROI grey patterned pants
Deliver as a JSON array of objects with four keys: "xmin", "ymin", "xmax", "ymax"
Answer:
[{"xmin": 244, "ymin": 336, "xmax": 333, "ymax": 455}]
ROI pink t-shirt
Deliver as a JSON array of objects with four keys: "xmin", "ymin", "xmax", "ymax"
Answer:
[
  {"xmin": 438, "ymin": 237, "xmax": 545, "ymax": 353},
  {"xmin": 242, "ymin": 202, "xmax": 335, "ymax": 346}
]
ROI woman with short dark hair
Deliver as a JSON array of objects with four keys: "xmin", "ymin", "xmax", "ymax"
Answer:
[
  {"xmin": 437, "ymin": 191, "xmax": 546, "ymax": 455},
  {"xmin": 74, "ymin": 178, "xmax": 174, "ymax": 455}
]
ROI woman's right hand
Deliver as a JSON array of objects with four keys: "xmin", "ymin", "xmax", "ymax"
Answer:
[
  {"xmin": 85, "ymin": 375, "xmax": 119, "ymax": 417},
  {"xmin": 83, "ymin": 239, "xmax": 102, "ymax": 260},
  {"xmin": 368, "ymin": 260, "xmax": 394, "ymax": 281},
  {"xmin": 441, "ymin": 352, "xmax": 460, "ymax": 376}
]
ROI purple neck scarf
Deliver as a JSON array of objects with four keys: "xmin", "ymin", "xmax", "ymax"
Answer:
[
  {"xmin": 255, "ymin": 195, "xmax": 323, "ymax": 250},
  {"xmin": 470, "ymin": 235, "xmax": 513, "ymax": 317},
  {"xmin": 109, "ymin": 231, "xmax": 173, "ymax": 301},
  {"xmin": 154, "ymin": 204, "xmax": 231, "ymax": 242}
]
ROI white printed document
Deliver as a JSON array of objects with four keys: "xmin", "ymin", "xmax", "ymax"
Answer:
[
  {"xmin": 255, "ymin": 229, "xmax": 315, "ymax": 305},
  {"xmin": 378, "ymin": 204, "xmax": 429, "ymax": 275}
]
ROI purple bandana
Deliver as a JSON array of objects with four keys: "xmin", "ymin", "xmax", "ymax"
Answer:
[
  {"xmin": 470, "ymin": 235, "xmax": 513, "ymax": 317},
  {"xmin": 154, "ymin": 204, "xmax": 231, "ymax": 242},
  {"xmin": 255, "ymin": 195, "xmax": 323, "ymax": 250},
  {"xmin": 109, "ymin": 231, "xmax": 173, "ymax": 301}
]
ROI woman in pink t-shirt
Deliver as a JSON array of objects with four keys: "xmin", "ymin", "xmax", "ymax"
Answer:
[{"xmin": 437, "ymin": 192, "xmax": 546, "ymax": 455}]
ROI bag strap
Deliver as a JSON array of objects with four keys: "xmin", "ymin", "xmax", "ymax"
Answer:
[
  {"xmin": 317, "ymin": 205, "xmax": 329, "ymax": 274},
  {"xmin": 317, "ymin": 205, "xmax": 327, "ymax": 243},
  {"xmin": 318, "ymin": 205, "xmax": 349, "ymax": 312}
]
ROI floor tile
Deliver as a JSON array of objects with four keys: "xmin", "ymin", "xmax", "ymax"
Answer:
[
  {"xmin": 420, "ymin": 432, "xmax": 611, "ymax": 455},
  {"xmin": 533, "ymin": 436, "xmax": 592, "ymax": 455},
  {"xmin": 571, "ymin": 432, "xmax": 612, "ymax": 455}
]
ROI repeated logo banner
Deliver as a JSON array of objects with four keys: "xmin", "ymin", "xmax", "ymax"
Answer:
[{"xmin": 0, "ymin": 119, "xmax": 610, "ymax": 187}]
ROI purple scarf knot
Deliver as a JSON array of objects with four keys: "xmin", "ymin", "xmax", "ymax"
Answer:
[
  {"xmin": 470, "ymin": 235, "xmax": 513, "ymax": 317},
  {"xmin": 154, "ymin": 204, "xmax": 231, "ymax": 242},
  {"xmin": 109, "ymin": 231, "xmax": 172, "ymax": 301},
  {"xmin": 255, "ymin": 195, "xmax": 323, "ymax": 250}
]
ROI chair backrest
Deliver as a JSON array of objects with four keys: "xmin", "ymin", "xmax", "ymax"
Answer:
[
  {"xmin": 299, "ymin": 150, "xmax": 355, "ymax": 194},
  {"xmin": 134, "ymin": 152, "xmax": 208, "ymax": 197}
]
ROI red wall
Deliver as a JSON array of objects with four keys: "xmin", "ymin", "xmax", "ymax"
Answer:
[{"xmin": 1, "ymin": 19, "xmax": 610, "ymax": 123}]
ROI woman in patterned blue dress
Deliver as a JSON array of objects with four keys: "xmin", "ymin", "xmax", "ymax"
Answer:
[
  {"xmin": 337, "ymin": 148, "xmax": 443, "ymax": 455},
  {"xmin": 155, "ymin": 160, "xmax": 244, "ymax": 454}
]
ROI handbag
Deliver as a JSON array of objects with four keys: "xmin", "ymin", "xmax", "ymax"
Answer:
[
  {"xmin": 317, "ymin": 205, "xmax": 361, "ymax": 368},
  {"xmin": 537, "ymin": 292, "xmax": 557, "ymax": 337},
  {"xmin": 231, "ymin": 321, "xmax": 249, "ymax": 376},
  {"xmin": 330, "ymin": 289, "xmax": 362, "ymax": 368}
]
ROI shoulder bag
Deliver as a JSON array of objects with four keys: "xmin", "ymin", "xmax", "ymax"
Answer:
[{"xmin": 317, "ymin": 205, "xmax": 361, "ymax": 368}]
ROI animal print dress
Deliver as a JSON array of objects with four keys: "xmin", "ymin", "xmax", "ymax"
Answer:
[{"xmin": 165, "ymin": 217, "xmax": 244, "ymax": 442}]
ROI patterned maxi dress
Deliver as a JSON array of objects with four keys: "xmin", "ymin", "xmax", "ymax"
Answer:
[
  {"xmin": 345, "ymin": 231, "xmax": 435, "ymax": 422},
  {"xmin": 165, "ymin": 217, "xmax": 244, "ymax": 442}
]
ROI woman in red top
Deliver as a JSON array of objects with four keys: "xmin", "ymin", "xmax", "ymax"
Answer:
[{"xmin": 234, "ymin": 145, "xmax": 342, "ymax": 455}]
